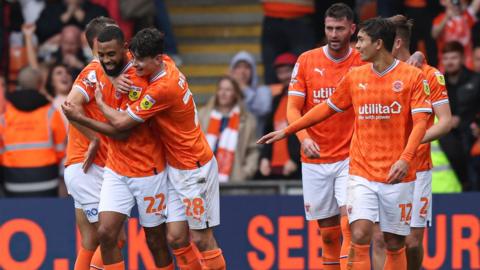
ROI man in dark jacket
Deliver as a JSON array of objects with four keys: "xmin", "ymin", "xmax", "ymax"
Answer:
[
  {"xmin": 440, "ymin": 41, "xmax": 480, "ymax": 190},
  {"xmin": 35, "ymin": 0, "xmax": 108, "ymax": 44},
  {"xmin": 259, "ymin": 52, "xmax": 301, "ymax": 180}
]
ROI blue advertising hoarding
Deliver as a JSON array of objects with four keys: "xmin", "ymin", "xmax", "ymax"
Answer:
[{"xmin": 0, "ymin": 194, "xmax": 478, "ymax": 269}]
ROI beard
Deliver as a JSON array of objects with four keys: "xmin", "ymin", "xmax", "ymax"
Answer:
[{"xmin": 102, "ymin": 61, "xmax": 124, "ymax": 77}]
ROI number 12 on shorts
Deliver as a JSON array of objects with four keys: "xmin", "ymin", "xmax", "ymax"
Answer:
[
  {"xmin": 399, "ymin": 203, "xmax": 412, "ymax": 224},
  {"xmin": 144, "ymin": 193, "xmax": 166, "ymax": 214}
]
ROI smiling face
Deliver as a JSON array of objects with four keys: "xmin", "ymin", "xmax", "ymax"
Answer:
[
  {"xmin": 355, "ymin": 29, "xmax": 379, "ymax": 62},
  {"xmin": 51, "ymin": 65, "xmax": 72, "ymax": 95},
  {"xmin": 132, "ymin": 54, "xmax": 162, "ymax": 78},
  {"xmin": 98, "ymin": 39, "xmax": 127, "ymax": 77},
  {"xmin": 325, "ymin": 16, "xmax": 355, "ymax": 52}
]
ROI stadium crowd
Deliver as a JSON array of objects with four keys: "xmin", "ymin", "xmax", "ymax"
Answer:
[{"xmin": 1, "ymin": 0, "xmax": 480, "ymax": 199}]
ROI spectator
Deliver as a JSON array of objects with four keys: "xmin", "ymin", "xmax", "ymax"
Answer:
[
  {"xmin": 259, "ymin": 52, "xmax": 301, "ymax": 180},
  {"xmin": 198, "ymin": 76, "xmax": 259, "ymax": 183},
  {"xmin": 45, "ymin": 63, "xmax": 73, "ymax": 126},
  {"xmin": 35, "ymin": 0, "xmax": 108, "ymax": 44},
  {"xmin": 403, "ymin": 0, "xmax": 440, "ymax": 67},
  {"xmin": 431, "ymin": 0, "xmax": 480, "ymax": 70},
  {"xmin": 261, "ymin": 0, "xmax": 316, "ymax": 84},
  {"xmin": 153, "ymin": 0, "xmax": 182, "ymax": 65},
  {"xmin": 229, "ymin": 51, "xmax": 272, "ymax": 137},
  {"xmin": 0, "ymin": 66, "xmax": 67, "ymax": 197},
  {"xmin": 50, "ymin": 25, "xmax": 87, "ymax": 78},
  {"xmin": 473, "ymin": 46, "xmax": 480, "ymax": 72},
  {"xmin": 440, "ymin": 41, "xmax": 480, "ymax": 191}
]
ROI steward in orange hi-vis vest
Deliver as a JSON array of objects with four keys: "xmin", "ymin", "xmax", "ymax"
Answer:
[{"xmin": 0, "ymin": 90, "xmax": 66, "ymax": 196}]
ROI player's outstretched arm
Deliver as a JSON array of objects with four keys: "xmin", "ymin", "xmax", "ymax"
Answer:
[
  {"xmin": 62, "ymin": 101, "xmax": 129, "ymax": 140},
  {"xmin": 388, "ymin": 113, "xmax": 429, "ymax": 184},
  {"xmin": 94, "ymin": 87, "xmax": 139, "ymax": 131},
  {"xmin": 258, "ymin": 102, "xmax": 336, "ymax": 144},
  {"xmin": 422, "ymin": 103, "xmax": 452, "ymax": 143}
]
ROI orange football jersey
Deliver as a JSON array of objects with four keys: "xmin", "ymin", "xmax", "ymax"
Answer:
[
  {"xmin": 96, "ymin": 61, "xmax": 166, "ymax": 177},
  {"xmin": 65, "ymin": 59, "xmax": 109, "ymax": 167},
  {"xmin": 288, "ymin": 46, "xmax": 365, "ymax": 163},
  {"xmin": 327, "ymin": 59, "xmax": 432, "ymax": 183},
  {"xmin": 415, "ymin": 65, "xmax": 449, "ymax": 172},
  {"xmin": 127, "ymin": 56, "xmax": 213, "ymax": 170}
]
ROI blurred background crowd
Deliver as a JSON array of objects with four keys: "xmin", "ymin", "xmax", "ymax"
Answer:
[{"xmin": 1, "ymin": 0, "xmax": 480, "ymax": 198}]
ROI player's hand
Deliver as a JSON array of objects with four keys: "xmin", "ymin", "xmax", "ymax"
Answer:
[
  {"xmin": 94, "ymin": 85, "xmax": 104, "ymax": 104},
  {"xmin": 302, "ymin": 138, "xmax": 320, "ymax": 158},
  {"xmin": 407, "ymin": 51, "xmax": 425, "ymax": 68},
  {"xmin": 82, "ymin": 137, "xmax": 99, "ymax": 173},
  {"xmin": 113, "ymin": 74, "xmax": 132, "ymax": 94},
  {"xmin": 21, "ymin": 23, "xmax": 36, "ymax": 38},
  {"xmin": 387, "ymin": 159, "xmax": 409, "ymax": 184},
  {"xmin": 61, "ymin": 101, "xmax": 82, "ymax": 122},
  {"xmin": 259, "ymin": 158, "xmax": 271, "ymax": 176},
  {"xmin": 257, "ymin": 130, "xmax": 287, "ymax": 144},
  {"xmin": 283, "ymin": 159, "xmax": 298, "ymax": 176}
]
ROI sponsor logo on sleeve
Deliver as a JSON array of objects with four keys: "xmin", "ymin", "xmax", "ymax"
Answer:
[
  {"xmin": 435, "ymin": 71, "xmax": 445, "ymax": 86},
  {"xmin": 423, "ymin": 80, "xmax": 431, "ymax": 96},
  {"xmin": 128, "ymin": 85, "xmax": 142, "ymax": 101},
  {"xmin": 140, "ymin": 94, "xmax": 156, "ymax": 110}
]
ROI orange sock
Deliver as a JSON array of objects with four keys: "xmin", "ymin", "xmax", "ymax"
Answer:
[
  {"xmin": 347, "ymin": 243, "xmax": 371, "ymax": 270},
  {"xmin": 75, "ymin": 247, "xmax": 95, "ymax": 270},
  {"xmin": 340, "ymin": 216, "xmax": 351, "ymax": 270},
  {"xmin": 384, "ymin": 247, "xmax": 406, "ymax": 270},
  {"xmin": 156, "ymin": 262, "xmax": 174, "ymax": 270},
  {"xmin": 90, "ymin": 240, "xmax": 124, "ymax": 270},
  {"xmin": 201, "ymin": 248, "xmax": 226, "ymax": 270},
  {"xmin": 104, "ymin": 261, "xmax": 124, "ymax": 270},
  {"xmin": 90, "ymin": 247, "xmax": 102, "ymax": 270},
  {"xmin": 321, "ymin": 225, "xmax": 341, "ymax": 270},
  {"xmin": 172, "ymin": 243, "xmax": 202, "ymax": 270}
]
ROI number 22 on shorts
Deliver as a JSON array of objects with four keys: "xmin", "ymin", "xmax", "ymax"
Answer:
[{"xmin": 144, "ymin": 193, "xmax": 166, "ymax": 215}]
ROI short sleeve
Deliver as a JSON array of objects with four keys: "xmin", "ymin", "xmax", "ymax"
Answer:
[
  {"xmin": 288, "ymin": 53, "xmax": 307, "ymax": 98},
  {"xmin": 326, "ymin": 72, "xmax": 352, "ymax": 112},
  {"xmin": 410, "ymin": 72, "xmax": 433, "ymax": 115},
  {"xmin": 427, "ymin": 68, "xmax": 449, "ymax": 107},
  {"xmin": 127, "ymin": 81, "xmax": 174, "ymax": 123},
  {"xmin": 51, "ymin": 109, "xmax": 67, "ymax": 160},
  {"xmin": 72, "ymin": 66, "xmax": 98, "ymax": 103}
]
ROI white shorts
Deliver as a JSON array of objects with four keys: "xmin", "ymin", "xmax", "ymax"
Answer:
[
  {"xmin": 411, "ymin": 170, "xmax": 432, "ymax": 228},
  {"xmin": 167, "ymin": 157, "xmax": 220, "ymax": 230},
  {"xmin": 165, "ymin": 181, "xmax": 188, "ymax": 223},
  {"xmin": 302, "ymin": 159, "xmax": 349, "ymax": 220},
  {"xmin": 347, "ymin": 175, "xmax": 415, "ymax": 236},
  {"xmin": 64, "ymin": 163, "xmax": 104, "ymax": 223},
  {"xmin": 98, "ymin": 168, "xmax": 169, "ymax": 228}
]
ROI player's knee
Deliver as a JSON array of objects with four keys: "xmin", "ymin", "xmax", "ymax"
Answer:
[
  {"xmin": 384, "ymin": 236, "xmax": 405, "ymax": 251},
  {"xmin": 145, "ymin": 231, "xmax": 168, "ymax": 251},
  {"xmin": 167, "ymin": 230, "xmax": 189, "ymax": 250},
  {"xmin": 351, "ymin": 228, "xmax": 371, "ymax": 245},
  {"xmin": 97, "ymin": 225, "xmax": 117, "ymax": 247},
  {"xmin": 405, "ymin": 234, "xmax": 421, "ymax": 250}
]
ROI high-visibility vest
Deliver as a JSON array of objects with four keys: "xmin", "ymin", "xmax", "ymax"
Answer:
[
  {"xmin": 0, "ymin": 103, "xmax": 66, "ymax": 193},
  {"xmin": 431, "ymin": 140, "xmax": 462, "ymax": 193}
]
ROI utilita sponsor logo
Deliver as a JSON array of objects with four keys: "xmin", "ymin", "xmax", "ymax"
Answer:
[
  {"xmin": 312, "ymin": 88, "xmax": 335, "ymax": 103},
  {"xmin": 358, "ymin": 101, "xmax": 402, "ymax": 120}
]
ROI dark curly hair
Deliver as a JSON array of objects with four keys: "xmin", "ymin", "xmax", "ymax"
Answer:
[{"xmin": 129, "ymin": 28, "xmax": 165, "ymax": 58}]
